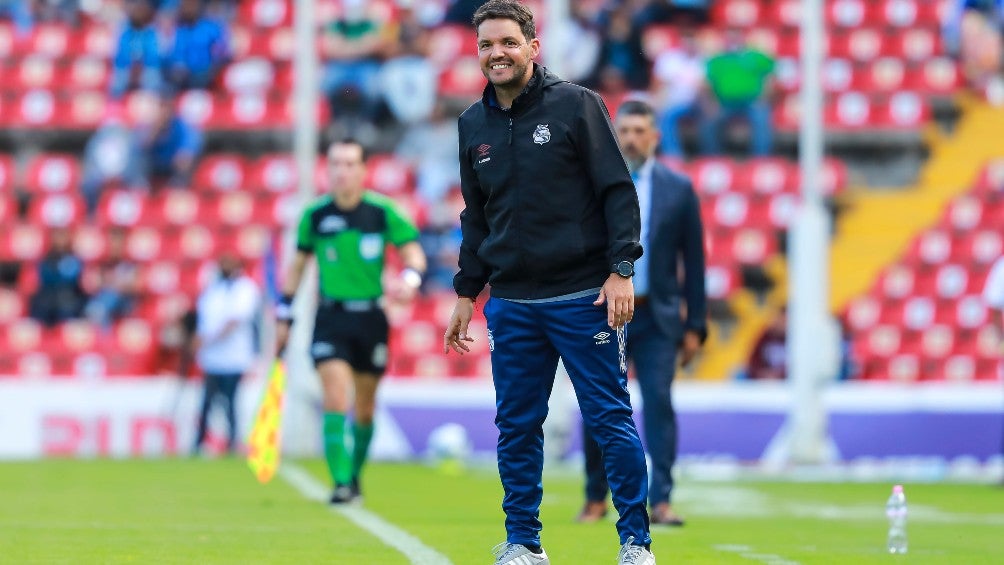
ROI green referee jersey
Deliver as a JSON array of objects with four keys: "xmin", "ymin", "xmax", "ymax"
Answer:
[{"xmin": 296, "ymin": 191, "xmax": 420, "ymax": 300}]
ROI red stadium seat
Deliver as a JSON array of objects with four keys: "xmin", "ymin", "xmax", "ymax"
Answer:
[
  {"xmin": 125, "ymin": 226, "xmax": 164, "ymax": 262},
  {"xmin": 95, "ymin": 190, "xmax": 146, "ymax": 227},
  {"xmin": 909, "ymin": 229, "xmax": 953, "ymax": 266},
  {"xmin": 906, "ymin": 58, "xmax": 962, "ymax": 95},
  {"xmin": 438, "ymin": 56, "xmax": 485, "ymax": 100},
  {"xmin": 0, "ymin": 154, "xmax": 14, "ymax": 194},
  {"xmin": 365, "ymin": 154, "xmax": 415, "ymax": 195},
  {"xmin": 193, "ymin": 154, "xmax": 249, "ymax": 192},
  {"xmin": 972, "ymin": 158, "xmax": 1004, "ymax": 196},
  {"xmin": 765, "ymin": 0, "xmax": 801, "ymax": 28},
  {"xmin": 932, "ymin": 263, "xmax": 969, "ymax": 300},
  {"xmin": 746, "ymin": 157, "xmax": 797, "ymax": 195},
  {"xmin": 827, "ymin": 0, "xmax": 868, "ymax": 28},
  {"xmin": 875, "ymin": 91, "xmax": 930, "ymax": 128},
  {"xmin": 894, "ymin": 27, "xmax": 942, "ymax": 62},
  {"xmin": 845, "ymin": 294, "xmax": 883, "ymax": 333},
  {"xmin": 24, "ymin": 23, "xmax": 71, "ymax": 58},
  {"xmin": 220, "ymin": 58, "xmax": 276, "ymax": 95},
  {"xmin": 876, "ymin": 263, "xmax": 916, "ymax": 300},
  {"xmin": 727, "ymin": 228, "xmax": 777, "ymax": 265},
  {"xmin": 135, "ymin": 293, "xmax": 192, "ymax": 325},
  {"xmin": 10, "ymin": 90, "xmax": 60, "ymax": 129},
  {"xmin": 901, "ymin": 296, "xmax": 937, "ymax": 331},
  {"xmin": 427, "ymin": 25, "xmax": 477, "ymax": 68},
  {"xmin": 3, "ymin": 318, "xmax": 43, "ymax": 353},
  {"xmin": 861, "ymin": 324, "xmax": 903, "ymax": 359},
  {"xmin": 942, "ymin": 195, "xmax": 985, "ymax": 232},
  {"xmin": 641, "ymin": 25, "xmax": 679, "ymax": 60},
  {"xmin": 60, "ymin": 57, "xmax": 110, "ymax": 91},
  {"xmin": 709, "ymin": 192, "xmax": 751, "ymax": 229},
  {"xmin": 765, "ymin": 193, "xmax": 799, "ymax": 228},
  {"xmin": 705, "ymin": 262, "xmax": 740, "ymax": 300},
  {"xmin": 713, "ymin": 0, "xmax": 763, "ymax": 28},
  {"xmin": 212, "ymin": 191, "xmax": 258, "ymax": 225},
  {"xmin": 0, "ymin": 224, "xmax": 47, "ymax": 262},
  {"xmin": 147, "ymin": 190, "xmax": 202, "ymax": 227},
  {"xmin": 173, "ymin": 225, "xmax": 220, "ymax": 262},
  {"xmin": 238, "ymin": 0, "xmax": 292, "ymax": 28},
  {"xmin": 26, "ymin": 194, "xmax": 86, "ymax": 227},
  {"xmin": 887, "ymin": 353, "xmax": 921, "ymax": 382},
  {"xmin": 918, "ymin": 324, "xmax": 954, "ymax": 360},
  {"xmin": 829, "ymin": 28, "xmax": 886, "ymax": 62},
  {"xmin": 72, "ymin": 224, "xmax": 108, "ymax": 264},
  {"xmin": 688, "ymin": 157, "xmax": 739, "ymax": 196},
  {"xmin": 0, "ymin": 288, "xmax": 24, "ymax": 324},
  {"xmin": 860, "ymin": 58, "xmax": 907, "ymax": 92},
  {"xmin": 827, "ymin": 91, "xmax": 873, "ymax": 129},
  {"xmin": 227, "ymin": 224, "xmax": 273, "ymax": 261},
  {"xmin": 0, "ymin": 194, "xmax": 14, "ymax": 225},
  {"xmin": 249, "ymin": 154, "xmax": 297, "ymax": 194},
  {"xmin": 24, "ymin": 153, "xmax": 81, "ymax": 194},
  {"xmin": 13, "ymin": 55, "xmax": 57, "ymax": 90}
]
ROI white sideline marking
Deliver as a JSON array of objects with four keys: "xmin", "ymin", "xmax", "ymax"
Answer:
[
  {"xmin": 713, "ymin": 544, "xmax": 801, "ymax": 565},
  {"xmin": 280, "ymin": 463, "xmax": 454, "ymax": 565}
]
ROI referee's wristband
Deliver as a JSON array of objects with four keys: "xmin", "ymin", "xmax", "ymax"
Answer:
[
  {"xmin": 401, "ymin": 268, "xmax": 423, "ymax": 290},
  {"xmin": 276, "ymin": 294, "xmax": 294, "ymax": 324}
]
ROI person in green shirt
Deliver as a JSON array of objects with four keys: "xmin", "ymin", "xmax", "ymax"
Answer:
[
  {"xmin": 276, "ymin": 138, "xmax": 427, "ymax": 504},
  {"xmin": 700, "ymin": 29, "xmax": 775, "ymax": 156}
]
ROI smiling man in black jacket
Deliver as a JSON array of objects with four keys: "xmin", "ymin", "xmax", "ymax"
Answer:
[{"xmin": 442, "ymin": 2, "xmax": 654, "ymax": 564}]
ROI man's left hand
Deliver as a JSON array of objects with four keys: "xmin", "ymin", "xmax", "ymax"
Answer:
[
  {"xmin": 594, "ymin": 274, "xmax": 634, "ymax": 328},
  {"xmin": 679, "ymin": 330, "xmax": 703, "ymax": 368}
]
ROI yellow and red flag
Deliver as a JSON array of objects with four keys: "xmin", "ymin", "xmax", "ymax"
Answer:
[{"xmin": 247, "ymin": 360, "xmax": 286, "ymax": 483}]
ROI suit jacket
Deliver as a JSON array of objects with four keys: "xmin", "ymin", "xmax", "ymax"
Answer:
[{"xmin": 643, "ymin": 160, "xmax": 708, "ymax": 340}]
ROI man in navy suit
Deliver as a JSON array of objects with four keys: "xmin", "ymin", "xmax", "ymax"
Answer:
[{"xmin": 577, "ymin": 99, "xmax": 707, "ymax": 527}]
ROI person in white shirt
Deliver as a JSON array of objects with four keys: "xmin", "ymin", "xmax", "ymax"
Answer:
[
  {"xmin": 651, "ymin": 27, "xmax": 706, "ymax": 158},
  {"xmin": 192, "ymin": 253, "xmax": 261, "ymax": 455}
]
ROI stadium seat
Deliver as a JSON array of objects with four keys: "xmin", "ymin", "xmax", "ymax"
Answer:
[
  {"xmin": 72, "ymin": 224, "xmax": 108, "ymax": 264},
  {"xmin": 365, "ymin": 155, "xmax": 415, "ymax": 195},
  {"xmin": 0, "ymin": 154, "xmax": 14, "ymax": 193},
  {"xmin": 906, "ymin": 58, "xmax": 962, "ymax": 95},
  {"xmin": 193, "ymin": 154, "xmax": 249, "ymax": 192},
  {"xmin": 827, "ymin": 0, "xmax": 868, "ymax": 28},
  {"xmin": 972, "ymin": 158, "xmax": 1004, "ymax": 196},
  {"xmin": 845, "ymin": 294, "xmax": 882, "ymax": 333},
  {"xmin": 135, "ymin": 293, "xmax": 192, "ymax": 325},
  {"xmin": 942, "ymin": 195, "xmax": 985, "ymax": 232},
  {"xmin": 26, "ymin": 193, "xmax": 86, "ymax": 227},
  {"xmin": 427, "ymin": 25, "xmax": 477, "ymax": 68},
  {"xmin": 713, "ymin": 0, "xmax": 763, "ymax": 28},
  {"xmin": 0, "ymin": 288, "xmax": 24, "ymax": 324},
  {"xmin": 95, "ymin": 190, "xmax": 146, "ymax": 227},
  {"xmin": 23, "ymin": 153, "xmax": 81, "ymax": 194},
  {"xmin": 886, "ymin": 353, "xmax": 921, "ymax": 382},
  {"xmin": 174, "ymin": 225, "xmax": 220, "ymax": 262},
  {"xmin": 0, "ymin": 194, "xmax": 14, "ymax": 225},
  {"xmin": 0, "ymin": 223, "xmax": 47, "ymax": 262},
  {"xmin": 61, "ymin": 56, "xmax": 110, "ymax": 92},
  {"xmin": 226, "ymin": 224, "xmax": 274, "ymax": 261},
  {"xmin": 765, "ymin": 192, "xmax": 799, "ymax": 228},
  {"xmin": 12, "ymin": 55, "xmax": 56, "ymax": 90},
  {"xmin": 249, "ymin": 154, "xmax": 297, "ymax": 194},
  {"xmin": 688, "ymin": 157, "xmax": 738, "ymax": 197},
  {"xmin": 746, "ymin": 157, "xmax": 797, "ymax": 195},
  {"xmin": 438, "ymin": 56, "xmax": 485, "ymax": 100},
  {"xmin": 705, "ymin": 262, "xmax": 740, "ymax": 300},
  {"xmin": 220, "ymin": 58, "xmax": 276, "ymax": 95},
  {"xmin": 875, "ymin": 263, "xmax": 916, "ymax": 300},
  {"xmin": 3, "ymin": 318, "xmax": 43, "ymax": 353},
  {"xmin": 147, "ymin": 190, "xmax": 202, "ymax": 227},
  {"xmin": 709, "ymin": 192, "xmax": 751, "ymax": 228},
  {"xmin": 961, "ymin": 229, "xmax": 1003, "ymax": 268},
  {"xmin": 237, "ymin": 0, "xmax": 292, "ymax": 29}
]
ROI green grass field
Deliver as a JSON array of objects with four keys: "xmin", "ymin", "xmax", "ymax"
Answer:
[{"xmin": 2, "ymin": 458, "xmax": 1002, "ymax": 564}]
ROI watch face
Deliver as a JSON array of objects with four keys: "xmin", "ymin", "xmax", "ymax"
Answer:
[{"xmin": 616, "ymin": 261, "xmax": 633, "ymax": 277}]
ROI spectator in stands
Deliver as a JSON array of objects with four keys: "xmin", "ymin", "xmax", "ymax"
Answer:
[
  {"xmin": 700, "ymin": 28, "xmax": 774, "ymax": 157},
  {"xmin": 137, "ymin": 92, "xmax": 203, "ymax": 189},
  {"xmin": 443, "ymin": 0, "xmax": 487, "ymax": 24},
  {"xmin": 745, "ymin": 307, "xmax": 787, "ymax": 380},
  {"xmin": 29, "ymin": 227, "xmax": 87, "ymax": 326},
  {"xmin": 192, "ymin": 252, "xmax": 261, "ymax": 456},
  {"xmin": 379, "ymin": 3, "xmax": 437, "ymax": 125},
  {"xmin": 163, "ymin": 0, "xmax": 230, "ymax": 93},
  {"xmin": 80, "ymin": 113, "xmax": 144, "ymax": 214},
  {"xmin": 651, "ymin": 26, "xmax": 706, "ymax": 157},
  {"xmin": 320, "ymin": 0, "xmax": 388, "ymax": 122},
  {"xmin": 85, "ymin": 227, "xmax": 139, "ymax": 329},
  {"xmin": 944, "ymin": 0, "xmax": 1004, "ymax": 90},
  {"xmin": 110, "ymin": 0, "xmax": 163, "ymax": 99},
  {"xmin": 550, "ymin": 2, "xmax": 603, "ymax": 86},
  {"xmin": 0, "ymin": 0, "xmax": 78, "ymax": 35},
  {"xmin": 395, "ymin": 99, "xmax": 461, "ymax": 203},
  {"xmin": 594, "ymin": 2, "xmax": 650, "ymax": 90}
]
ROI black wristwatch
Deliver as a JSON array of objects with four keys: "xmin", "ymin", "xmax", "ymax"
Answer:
[{"xmin": 612, "ymin": 260, "xmax": 634, "ymax": 278}]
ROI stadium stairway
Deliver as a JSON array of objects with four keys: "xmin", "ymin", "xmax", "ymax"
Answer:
[
  {"xmin": 693, "ymin": 94, "xmax": 1004, "ymax": 381},
  {"xmin": 829, "ymin": 94, "xmax": 1004, "ymax": 312}
]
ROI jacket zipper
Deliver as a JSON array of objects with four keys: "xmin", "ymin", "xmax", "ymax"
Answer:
[{"xmin": 507, "ymin": 117, "xmax": 513, "ymax": 145}]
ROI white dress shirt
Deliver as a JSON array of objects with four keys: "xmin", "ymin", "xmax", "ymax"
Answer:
[
  {"xmin": 195, "ymin": 273, "xmax": 261, "ymax": 375},
  {"xmin": 632, "ymin": 159, "xmax": 655, "ymax": 297}
]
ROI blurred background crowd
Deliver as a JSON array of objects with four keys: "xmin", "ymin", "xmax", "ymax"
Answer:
[{"xmin": 0, "ymin": 0, "xmax": 1003, "ymax": 385}]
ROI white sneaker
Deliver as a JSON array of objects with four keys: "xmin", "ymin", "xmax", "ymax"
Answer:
[
  {"xmin": 617, "ymin": 536, "xmax": 655, "ymax": 565},
  {"xmin": 492, "ymin": 542, "xmax": 550, "ymax": 565}
]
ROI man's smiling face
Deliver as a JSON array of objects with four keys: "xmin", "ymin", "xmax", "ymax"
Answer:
[{"xmin": 476, "ymin": 18, "xmax": 539, "ymax": 90}]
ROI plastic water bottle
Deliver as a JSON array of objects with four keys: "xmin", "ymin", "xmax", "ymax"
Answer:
[{"xmin": 886, "ymin": 485, "xmax": 908, "ymax": 554}]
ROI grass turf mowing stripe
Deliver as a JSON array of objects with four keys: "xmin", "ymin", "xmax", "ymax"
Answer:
[{"xmin": 280, "ymin": 462, "xmax": 454, "ymax": 565}]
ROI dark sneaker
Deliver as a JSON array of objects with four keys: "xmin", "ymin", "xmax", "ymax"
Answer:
[
  {"xmin": 350, "ymin": 477, "xmax": 362, "ymax": 501},
  {"xmin": 329, "ymin": 484, "xmax": 356, "ymax": 505}
]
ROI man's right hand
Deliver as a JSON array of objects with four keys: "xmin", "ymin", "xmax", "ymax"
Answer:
[
  {"xmin": 275, "ymin": 320, "xmax": 291, "ymax": 357},
  {"xmin": 443, "ymin": 297, "xmax": 476, "ymax": 355}
]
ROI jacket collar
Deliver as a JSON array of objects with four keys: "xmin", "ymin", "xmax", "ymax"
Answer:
[{"xmin": 482, "ymin": 64, "xmax": 560, "ymax": 113}]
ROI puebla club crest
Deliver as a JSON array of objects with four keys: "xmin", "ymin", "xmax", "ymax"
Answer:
[{"xmin": 532, "ymin": 124, "xmax": 551, "ymax": 145}]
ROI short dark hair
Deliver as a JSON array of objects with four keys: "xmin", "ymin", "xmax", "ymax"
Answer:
[
  {"xmin": 328, "ymin": 137, "xmax": 368, "ymax": 162},
  {"xmin": 473, "ymin": 0, "xmax": 536, "ymax": 41},
  {"xmin": 617, "ymin": 99, "xmax": 657, "ymax": 122}
]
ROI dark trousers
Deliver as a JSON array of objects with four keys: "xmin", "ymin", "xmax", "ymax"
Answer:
[
  {"xmin": 485, "ymin": 295, "xmax": 651, "ymax": 547},
  {"xmin": 194, "ymin": 372, "xmax": 242, "ymax": 452},
  {"xmin": 583, "ymin": 303, "xmax": 680, "ymax": 507}
]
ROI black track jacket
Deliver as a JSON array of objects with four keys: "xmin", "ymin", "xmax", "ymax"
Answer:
[{"xmin": 454, "ymin": 64, "xmax": 643, "ymax": 300}]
